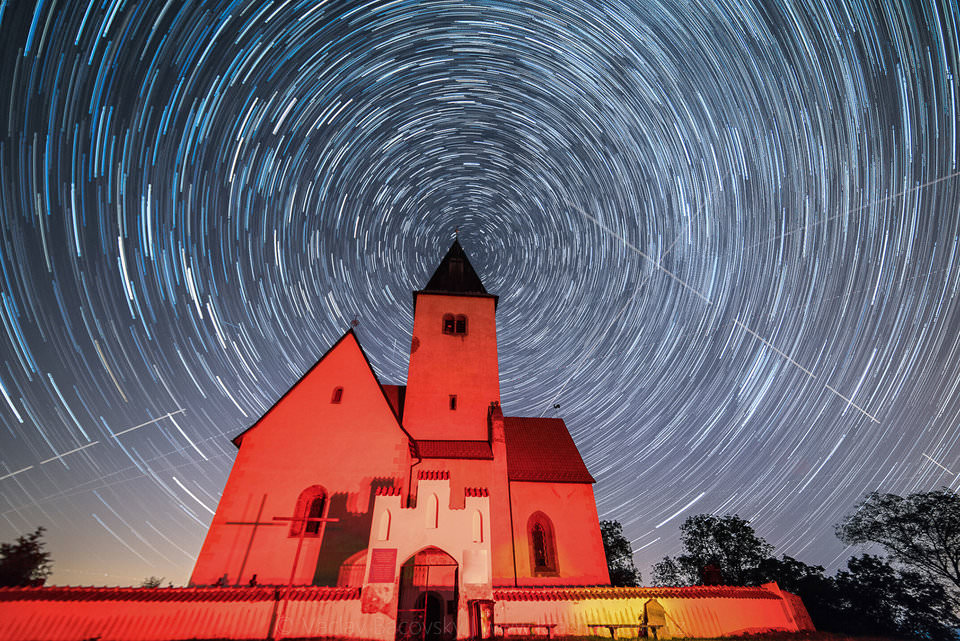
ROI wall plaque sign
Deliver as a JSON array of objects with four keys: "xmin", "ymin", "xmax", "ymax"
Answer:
[{"xmin": 368, "ymin": 548, "xmax": 397, "ymax": 583}]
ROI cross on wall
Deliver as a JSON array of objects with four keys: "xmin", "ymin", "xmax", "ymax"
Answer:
[
  {"xmin": 224, "ymin": 494, "xmax": 340, "ymax": 587},
  {"xmin": 225, "ymin": 494, "xmax": 341, "ymax": 640}
]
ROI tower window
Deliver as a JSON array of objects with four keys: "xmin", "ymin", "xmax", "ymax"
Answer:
[
  {"xmin": 442, "ymin": 314, "xmax": 468, "ymax": 335},
  {"xmin": 449, "ymin": 395, "xmax": 457, "ymax": 410},
  {"xmin": 331, "ymin": 386, "xmax": 344, "ymax": 403}
]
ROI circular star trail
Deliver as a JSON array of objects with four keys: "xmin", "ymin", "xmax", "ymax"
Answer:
[{"xmin": 0, "ymin": 0, "xmax": 958, "ymax": 585}]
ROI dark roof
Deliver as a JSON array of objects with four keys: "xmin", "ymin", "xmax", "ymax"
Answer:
[
  {"xmin": 503, "ymin": 417, "xmax": 595, "ymax": 483},
  {"xmin": 416, "ymin": 440, "xmax": 494, "ymax": 459},
  {"xmin": 419, "ymin": 239, "xmax": 490, "ymax": 295},
  {"xmin": 492, "ymin": 586, "xmax": 783, "ymax": 601}
]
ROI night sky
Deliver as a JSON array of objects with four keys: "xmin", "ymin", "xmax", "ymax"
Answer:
[{"xmin": 0, "ymin": 0, "xmax": 958, "ymax": 587}]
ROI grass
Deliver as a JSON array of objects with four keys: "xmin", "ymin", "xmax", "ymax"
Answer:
[
  {"xmin": 481, "ymin": 634, "xmax": 903, "ymax": 641},
  {"xmin": 195, "ymin": 634, "xmax": 903, "ymax": 641}
]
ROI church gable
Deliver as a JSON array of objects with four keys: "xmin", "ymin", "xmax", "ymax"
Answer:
[
  {"xmin": 190, "ymin": 330, "xmax": 413, "ymax": 586},
  {"xmin": 233, "ymin": 329, "xmax": 408, "ymax": 448}
]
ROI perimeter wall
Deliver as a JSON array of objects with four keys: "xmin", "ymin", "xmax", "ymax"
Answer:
[
  {"xmin": 494, "ymin": 584, "xmax": 814, "ymax": 639},
  {"xmin": 0, "ymin": 583, "xmax": 813, "ymax": 641}
]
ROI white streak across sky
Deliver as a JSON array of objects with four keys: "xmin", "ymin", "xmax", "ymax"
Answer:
[{"xmin": 0, "ymin": 0, "xmax": 958, "ymax": 586}]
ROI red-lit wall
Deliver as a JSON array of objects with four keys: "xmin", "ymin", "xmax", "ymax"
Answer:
[
  {"xmin": 403, "ymin": 293, "xmax": 500, "ymax": 441},
  {"xmin": 0, "ymin": 587, "xmax": 370, "ymax": 641},
  {"xmin": 0, "ymin": 585, "xmax": 812, "ymax": 641},
  {"xmin": 190, "ymin": 332, "xmax": 411, "ymax": 587},
  {"xmin": 493, "ymin": 585, "xmax": 813, "ymax": 637},
  {"xmin": 508, "ymin": 481, "xmax": 610, "ymax": 585}
]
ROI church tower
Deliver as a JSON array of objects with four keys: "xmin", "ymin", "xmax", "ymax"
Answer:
[{"xmin": 402, "ymin": 240, "xmax": 500, "ymax": 441}]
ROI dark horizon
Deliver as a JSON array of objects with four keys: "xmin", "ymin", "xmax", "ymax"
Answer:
[{"xmin": 0, "ymin": 0, "xmax": 958, "ymax": 586}]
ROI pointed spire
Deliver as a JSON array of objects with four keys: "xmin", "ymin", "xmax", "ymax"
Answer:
[{"xmin": 420, "ymin": 239, "xmax": 489, "ymax": 295}]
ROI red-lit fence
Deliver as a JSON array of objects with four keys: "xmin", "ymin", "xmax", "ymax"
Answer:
[
  {"xmin": 0, "ymin": 583, "xmax": 812, "ymax": 640},
  {"xmin": 0, "ymin": 585, "xmax": 363, "ymax": 641},
  {"xmin": 493, "ymin": 584, "xmax": 814, "ymax": 638}
]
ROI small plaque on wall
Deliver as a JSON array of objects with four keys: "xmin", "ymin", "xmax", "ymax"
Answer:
[{"xmin": 368, "ymin": 548, "xmax": 398, "ymax": 583}]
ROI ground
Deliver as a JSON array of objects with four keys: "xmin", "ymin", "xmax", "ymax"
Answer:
[{"xmin": 177, "ymin": 634, "xmax": 902, "ymax": 641}]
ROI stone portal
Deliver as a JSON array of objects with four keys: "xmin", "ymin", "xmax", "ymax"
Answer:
[{"xmin": 397, "ymin": 548, "xmax": 459, "ymax": 641}]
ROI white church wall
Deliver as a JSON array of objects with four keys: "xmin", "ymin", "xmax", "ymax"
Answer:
[{"xmin": 360, "ymin": 476, "xmax": 493, "ymax": 639}]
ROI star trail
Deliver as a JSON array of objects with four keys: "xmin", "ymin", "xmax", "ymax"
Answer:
[{"xmin": 0, "ymin": 0, "xmax": 958, "ymax": 586}]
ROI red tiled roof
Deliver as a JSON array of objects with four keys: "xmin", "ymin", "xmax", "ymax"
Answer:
[
  {"xmin": 0, "ymin": 586, "xmax": 360, "ymax": 602},
  {"xmin": 418, "ymin": 470, "xmax": 450, "ymax": 480},
  {"xmin": 492, "ymin": 586, "xmax": 781, "ymax": 601},
  {"xmin": 503, "ymin": 417, "xmax": 595, "ymax": 483},
  {"xmin": 416, "ymin": 440, "xmax": 493, "ymax": 459},
  {"xmin": 464, "ymin": 487, "xmax": 489, "ymax": 497}
]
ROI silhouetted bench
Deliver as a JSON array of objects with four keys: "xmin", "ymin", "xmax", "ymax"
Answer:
[
  {"xmin": 588, "ymin": 623, "xmax": 663, "ymax": 639},
  {"xmin": 495, "ymin": 622, "xmax": 557, "ymax": 638}
]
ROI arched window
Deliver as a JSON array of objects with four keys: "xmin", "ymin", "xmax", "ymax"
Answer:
[
  {"xmin": 532, "ymin": 524, "xmax": 548, "ymax": 566},
  {"xmin": 426, "ymin": 493, "xmax": 439, "ymax": 529},
  {"xmin": 472, "ymin": 511, "xmax": 483, "ymax": 543},
  {"xmin": 527, "ymin": 512, "xmax": 558, "ymax": 575},
  {"xmin": 331, "ymin": 386, "xmax": 344, "ymax": 403},
  {"xmin": 290, "ymin": 485, "xmax": 327, "ymax": 537},
  {"xmin": 305, "ymin": 495, "xmax": 326, "ymax": 534},
  {"xmin": 377, "ymin": 510, "xmax": 391, "ymax": 541}
]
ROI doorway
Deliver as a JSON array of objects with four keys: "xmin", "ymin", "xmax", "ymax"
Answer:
[{"xmin": 396, "ymin": 547, "xmax": 458, "ymax": 641}]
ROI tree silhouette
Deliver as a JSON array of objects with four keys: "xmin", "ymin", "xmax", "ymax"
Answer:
[
  {"xmin": 838, "ymin": 488, "xmax": 960, "ymax": 590},
  {"xmin": 0, "ymin": 526, "xmax": 52, "ymax": 587},
  {"xmin": 651, "ymin": 511, "xmax": 960, "ymax": 638},
  {"xmin": 651, "ymin": 556, "xmax": 684, "ymax": 586},
  {"xmin": 652, "ymin": 514, "xmax": 772, "ymax": 585},
  {"xmin": 600, "ymin": 520, "xmax": 640, "ymax": 586}
]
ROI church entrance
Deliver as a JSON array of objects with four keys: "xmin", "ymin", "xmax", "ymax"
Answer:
[{"xmin": 396, "ymin": 547, "xmax": 458, "ymax": 641}]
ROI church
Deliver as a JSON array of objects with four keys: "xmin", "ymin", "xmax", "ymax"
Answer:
[
  {"xmin": 0, "ymin": 239, "xmax": 813, "ymax": 641},
  {"xmin": 190, "ymin": 239, "xmax": 612, "ymax": 626}
]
